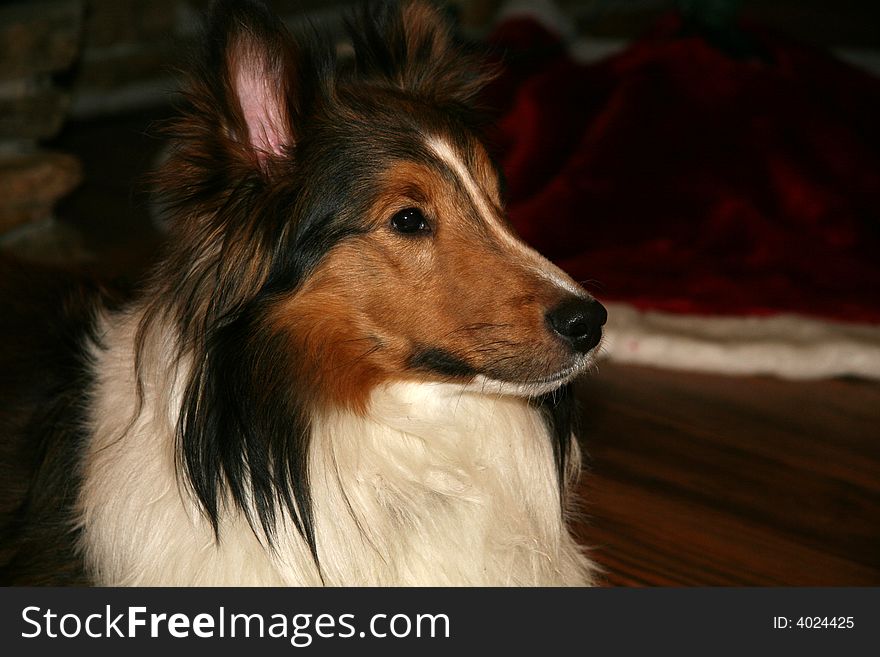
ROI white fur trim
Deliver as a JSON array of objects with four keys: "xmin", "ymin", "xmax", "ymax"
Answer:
[{"xmin": 601, "ymin": 302, "xmax": 880, "ymax": 380}]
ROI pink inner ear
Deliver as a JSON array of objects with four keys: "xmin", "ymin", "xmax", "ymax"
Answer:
[{"xmin": 235, "ymin": 56, "xmax": 289, "ymax": 160}]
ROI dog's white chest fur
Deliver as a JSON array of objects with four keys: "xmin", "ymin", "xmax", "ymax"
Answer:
[{"xmin": 77, "ymin": 311, "xmax": 593, "ymax": 585}]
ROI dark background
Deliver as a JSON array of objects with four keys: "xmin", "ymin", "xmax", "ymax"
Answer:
[{"xmin": 0, "ymin": 0, "xmax": 878, "ymax": 585}]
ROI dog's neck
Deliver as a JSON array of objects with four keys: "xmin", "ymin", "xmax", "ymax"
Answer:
[
  {"xmin": 77, "ymin": 307, "xmax": 594, "ymax": 585},
  {"xmin": 303, "ymin": 381, "xmax": 587, "ymax": 584}
]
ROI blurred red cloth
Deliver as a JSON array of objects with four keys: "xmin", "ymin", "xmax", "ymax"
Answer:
[{"xmin": 486, "ymin": 16, "xmax": 880, "ymax": 323}]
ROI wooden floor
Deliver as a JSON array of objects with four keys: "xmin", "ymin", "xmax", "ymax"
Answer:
[
  {"xmin": 10, "ymin": 109, "xmax": 880, "ymax": 587},
  {"xmin": 573, "ymin": 363, "xmax": 880, "ymax": 586}
]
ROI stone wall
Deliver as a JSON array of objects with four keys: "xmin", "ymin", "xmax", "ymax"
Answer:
[{"xmin": 0, "ymin": 1, "xmax": 84, "ymax": 249}]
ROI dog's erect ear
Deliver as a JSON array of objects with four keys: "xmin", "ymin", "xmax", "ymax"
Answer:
[
  {"xmin": 151, "ymin": 1, "xmax": 316, "ymax": 344},
  {"xmin": 350, "ymin": 0, "xmax": 495, "ymax": 107},
  {"xmin": 197, "ymin": 0, "xmax": 299, "ymax": 166}
]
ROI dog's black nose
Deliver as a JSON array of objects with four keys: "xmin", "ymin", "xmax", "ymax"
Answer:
[{"xmin": 546, "ymin": 297, "xmax": 607, "ymax": 353}]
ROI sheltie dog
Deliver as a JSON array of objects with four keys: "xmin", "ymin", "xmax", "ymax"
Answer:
[{"xmin": 0, "ymin": 0, "xmax": 606, "ymax": 586}]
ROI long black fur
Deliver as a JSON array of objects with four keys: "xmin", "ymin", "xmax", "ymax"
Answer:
[{"xmin": 536, "ymin": 383, "xmax": 579, "ymax": 498}]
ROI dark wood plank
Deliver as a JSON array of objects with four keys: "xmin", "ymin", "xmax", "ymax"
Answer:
[{"xmin": 573, "ymin": 363, "xmax": 880, "ymax": 586}]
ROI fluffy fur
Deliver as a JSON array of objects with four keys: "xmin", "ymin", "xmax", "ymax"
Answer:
[
  {"xmin": 0, "ymin": 0, "xmax": 605, "ymax": 586},
  {"xmin": 79, "ymin": 311, "xmax": 589, "ymax": 585}
]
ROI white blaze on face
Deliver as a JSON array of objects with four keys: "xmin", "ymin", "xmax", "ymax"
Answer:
[{"xmin": 425, "ymin": 136, "xmax": 584, "ymax": 298}]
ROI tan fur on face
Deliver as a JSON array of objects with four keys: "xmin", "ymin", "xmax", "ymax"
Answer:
[{"xmin": 272, "ymin": 138, "xmax": 587, "ymax": 411}]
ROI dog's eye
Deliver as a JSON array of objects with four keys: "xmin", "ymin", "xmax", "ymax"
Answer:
[{"xmin": 390, "ymin": 208, "xmax": 429, "ymax": 234}]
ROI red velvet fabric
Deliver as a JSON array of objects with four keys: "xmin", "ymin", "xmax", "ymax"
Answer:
[{"xmin": 486, "ymin": 17, "xmax": 880, "ymax": 323}]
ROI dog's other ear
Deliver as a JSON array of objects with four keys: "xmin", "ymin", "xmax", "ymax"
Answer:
[
  {"xmin": 200, "ymin": 0, "xmax": 298, "ymax": 166},
  {"xmin": 350, "ymin": 0, "xmax": 495, "ymax": 108}
]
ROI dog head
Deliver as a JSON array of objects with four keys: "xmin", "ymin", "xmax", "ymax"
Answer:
[
  {"xmin": 149, "ymin": 0, "xmax": 602, "ymax": 550},
  {"xmin": 155, "ymin": 0, "xmax": 605, "ymax": 411}
]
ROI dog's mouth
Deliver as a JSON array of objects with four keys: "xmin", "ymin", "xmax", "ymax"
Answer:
[
  {"xmin": 532, "ymin": 355, "xmax": 592, "ymax": 386},
  {"xmin": 457, "ymin": 348, "xmax": 599, "ymax": 398},
  {"xmin": 407, "ymin": 336, "xmax": 602, "ymax": 398}
]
